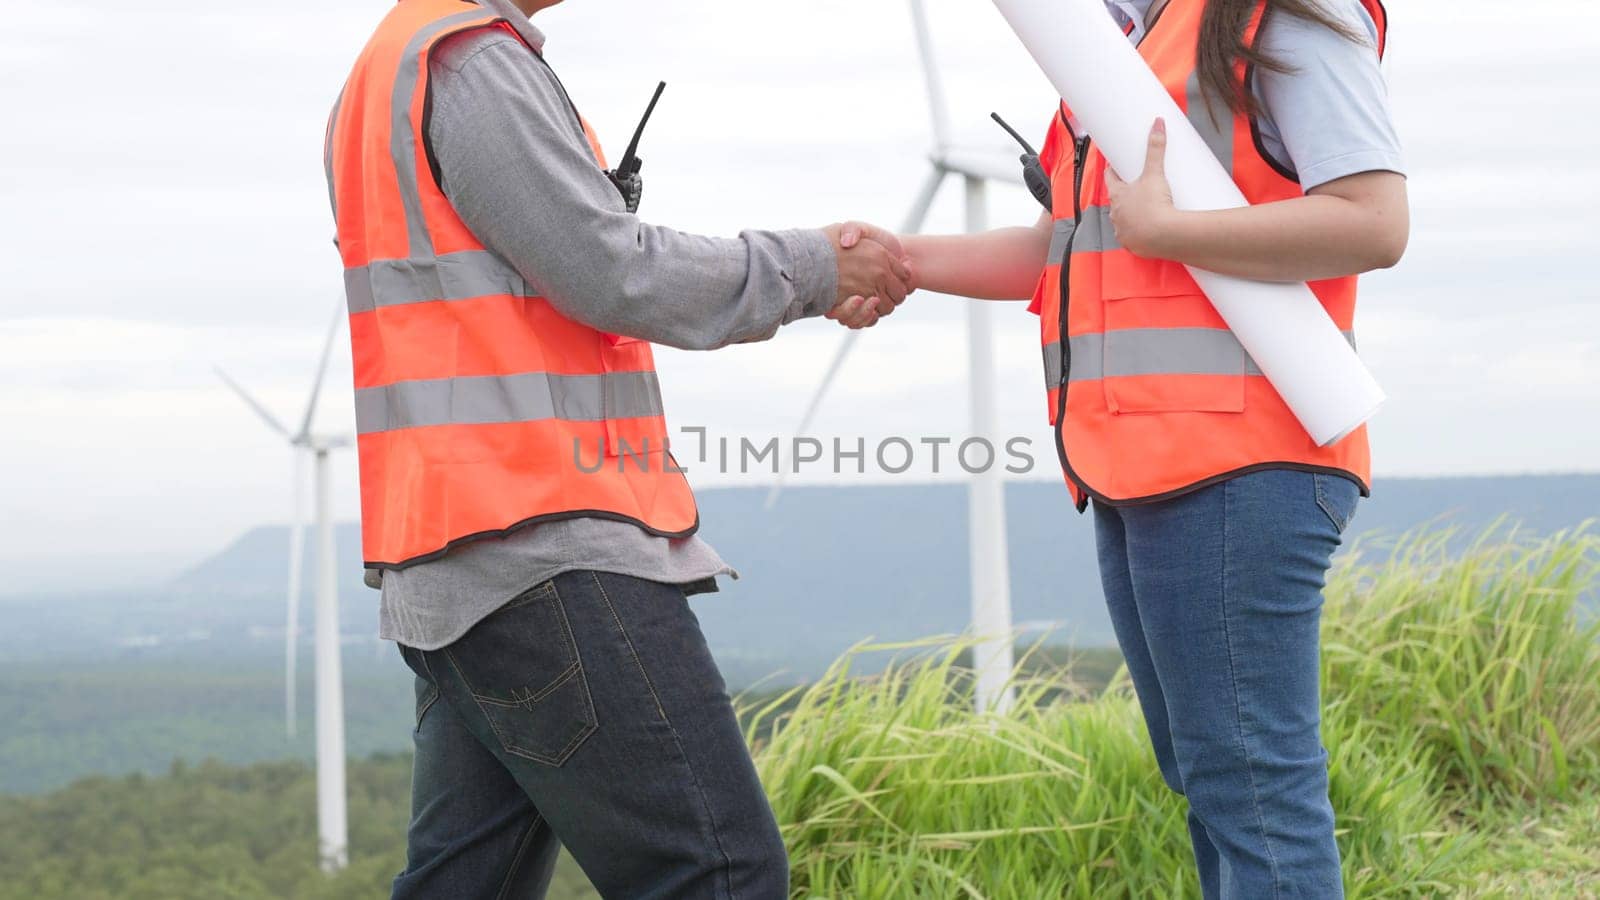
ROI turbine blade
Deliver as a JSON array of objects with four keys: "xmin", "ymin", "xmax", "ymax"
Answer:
[
  {"xmin": 297, "ymin": 298, "xmax": 345, "ymax": 441},
  {"xmin": 285, "ymin": 451, "xmax": 307, "ymax": 740},
  {"xmin": 765, "ymin": 169, "xmax": 947, "ymax": 511},
  {"xmin": 937, "ymin": 148, "xmax": 1027, "ymax": 188},
  {"xmin": 909, "ymin": 0, "xmax": 952, "ymax": 151},
  {"xmin": 215, "ymin": 366, "xmax": 290, "ymax": 438},
  {"xmin": 763, "ymin": 331, "xmax": 860, "ymax": 511},
  {"xmin": 899, "ymin": 167, "xmax": 947, "ymax": 236}
]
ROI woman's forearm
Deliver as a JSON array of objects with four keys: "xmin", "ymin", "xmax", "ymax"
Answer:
[
  {"xmin": 1150, "ymin": 186, "xmax": 1409, "ymax": 283},
  {"xmin": 903, "ymin": 213, "xmax": 1054, "ymax": 301},
  {"xmin": 1107, "ymin": 157, "xmax": 1410, "ymax": 283}
]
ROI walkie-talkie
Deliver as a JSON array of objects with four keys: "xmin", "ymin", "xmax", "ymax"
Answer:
[
  {"xmin": 605, "ymin": 81, "xmax": 667, "ymax": 214},
  {"xmin": 991, "ymin": 112, "xmax": 1053, "ymax": 212}
]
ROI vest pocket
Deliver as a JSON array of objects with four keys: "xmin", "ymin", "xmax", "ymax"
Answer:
[
  {"xmin": 600, "ymin": 337, "xmax": 671, "ymax": 460},
  {"xmin": 1100, "ymin": 257, "xmax": 1246, "ymax": 415}
]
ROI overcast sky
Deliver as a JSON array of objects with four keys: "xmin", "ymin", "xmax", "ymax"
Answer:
[{"xmin": 2, "ymin": 0, "xmax": 1597, "ymax": 580}]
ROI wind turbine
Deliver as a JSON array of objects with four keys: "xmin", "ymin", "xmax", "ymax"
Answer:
[
  {"xmin": 768, "ymin": 0, "xmax": 1022, "ymax": 714},
  {"xmin": 216, "ymin": 302, "xmax": 351, "ymax": 872}
]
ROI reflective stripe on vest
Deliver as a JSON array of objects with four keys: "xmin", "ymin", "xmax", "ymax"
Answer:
[
  {"xmin": 1042, "ymin": 329, "xmax": 1357, "ymax": 389},
  {"xmin": 328, "ymin": 0, "xmax": 698, "ymax": 567},
  {"xmin": 343, "ymin": 251, "xmax": 538, "ymax": 314},
  {"xmin": 1031, "ymin": 0, "xmax": 1383, "ymax": 508},
  {"xmin": 1048, "ymin": 205, "xmax": 1120, "ymax": 260},
  {"xmin": 354, "ymin": 371, "xmax": 665, "ymax": 434},
  {"xmin": 392, "ymin": 8, "xmax": 493, "ymax": 260}
]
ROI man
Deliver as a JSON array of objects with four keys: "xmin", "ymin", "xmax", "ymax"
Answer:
[{"xmin": 323, "ymin": 0, "xmax": 911, "ymax": 896}]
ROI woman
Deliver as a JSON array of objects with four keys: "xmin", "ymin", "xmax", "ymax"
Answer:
[{"xmin": 851, "ymin": 0, "xmax": 1407, "ymax": 895}]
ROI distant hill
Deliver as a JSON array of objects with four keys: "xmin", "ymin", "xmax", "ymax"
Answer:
[
  {"xmin": 3, "ymin": 475, "xmax": 1596, "ymax": 683},
  {"xmin": 690, "ymin": 474, "xmax": 1600, "ymax": 682}
]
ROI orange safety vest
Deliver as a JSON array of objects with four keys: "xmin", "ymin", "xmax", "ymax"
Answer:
[
  {"xmin": 326, "ymin": 0, "xmax": 698, "ymax": 569},
  {"xmin": 1033, "ymin": 0, "xmax": 1386, "ymax": 512}
]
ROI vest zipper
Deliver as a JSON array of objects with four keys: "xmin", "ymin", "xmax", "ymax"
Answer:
[
  {"xmin": 1053, "ymin": 131, "xmax": 1093, "ymax": 511},
  {"xmin": 1053, "ymin": 0, "xmax": 1162, "ymax": 508},
  {"xmin": 1042, "ymin": 7, "xmax": 1371, "ymax": 512}
]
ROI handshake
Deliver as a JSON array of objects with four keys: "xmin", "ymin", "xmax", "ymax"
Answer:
[{"xmin": 822, "ymin": 221, "xmax": 914, "ymax": 330}]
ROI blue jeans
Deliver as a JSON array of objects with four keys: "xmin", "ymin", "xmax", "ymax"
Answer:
[
  {"xmin": 393, "ymin": 570, "xmax": 787, "ymax": 900},
  {"xmin": 1093, "ymin": 469, "xmax": 1359, "ymax": 900}
]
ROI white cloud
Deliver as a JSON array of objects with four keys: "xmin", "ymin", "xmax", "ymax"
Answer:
[{"xmin": 1, "ymin": 0, "xmax": 1597, "ymax": 559}]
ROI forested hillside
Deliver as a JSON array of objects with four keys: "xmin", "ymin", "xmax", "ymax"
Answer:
[
  {"xmin": 0, "ymin": 660, "xmax": 412, "ymax": 794},
  {"xmin": 0, "ymin": 755, "xmax": 598, "ymax": 900}
]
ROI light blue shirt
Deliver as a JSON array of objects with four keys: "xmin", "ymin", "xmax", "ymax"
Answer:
[{"xmin": 1107, "ymin": 0, "xmax": 1405, "ymax": 189}]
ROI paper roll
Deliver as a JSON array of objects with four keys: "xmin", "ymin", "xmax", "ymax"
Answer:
[{"xmin": 990, "ymin": 0, "xmax": 1384, "ymax": 446}]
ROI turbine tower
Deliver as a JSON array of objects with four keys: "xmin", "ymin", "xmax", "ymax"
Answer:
[
  {"xmin": 216, "ymin": 303, "xmax": 351, "ymax": 872},
  {"xmin": 769, "ymin": 0, "xmax": 1020, "ymax": 714}
]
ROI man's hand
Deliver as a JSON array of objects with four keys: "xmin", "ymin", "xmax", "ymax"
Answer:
[
  {"xmin": 824, "ymin": 221, "xmax": 915, "ymax": 330},
  {"xmin": 825, "ymin": 295, "xmax": 882, "ymax": 329},
  {"xmin": 1104, "ymin": 118, "xmax": 1178, "ymax": 259}
]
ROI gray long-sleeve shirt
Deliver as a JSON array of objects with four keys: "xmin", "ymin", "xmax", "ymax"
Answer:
[{"xmin": 376, "ymin": 11, "xmax": 838, "ymax": 650}]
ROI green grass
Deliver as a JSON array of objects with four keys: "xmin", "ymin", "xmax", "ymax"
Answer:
[
  {"xmin": 1464, "ymin": 797, "xmax": 1600, "ymax": 897},
  {"xmin": 1322, "ymin": 527, "xmax": 1600, "ymax": 804},
  {"xmin": 2, "ymin": 527, "xmax": 1596, "ymax": 898},
  {"xmin": 748, "ymin": 527, "xmax": 1600, "ymax": 898},
  {"xmin": 752, "ymin": 644, "xmax": 1192, "ymax": 898},
  {"xmin": 749, "ymin": 645, "xmax": 1467, "ymax": 898}
]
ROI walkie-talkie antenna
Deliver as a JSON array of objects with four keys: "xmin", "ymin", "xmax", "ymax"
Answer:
[
  {"xmin": 616, "ymin": 81, "xmax": 666, "ymax": 179},
  {"xmin": 991, "ymin": 112, "xmax": 1053, "ymax": 212},
  {"xmin": 990, "ymin": 112, "xmax": 1039, "ymax": 157}
]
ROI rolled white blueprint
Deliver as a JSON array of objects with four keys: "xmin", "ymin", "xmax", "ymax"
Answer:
[{"xmin": 991, "ymin": 0, "xmax": 1384, "ymax": 446}]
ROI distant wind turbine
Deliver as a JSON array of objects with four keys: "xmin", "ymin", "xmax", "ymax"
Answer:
[
  {"xmin": 215, "ymin": 301, "xmax": 350, "ymax": 872},
  {"xmin": 768, "ymin": 0, "xmax": 1022, "ymax": 714}
]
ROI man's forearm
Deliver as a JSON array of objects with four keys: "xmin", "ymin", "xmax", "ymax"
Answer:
[
  {"xmin": 427, "ymin": 34, "xmax": 838, "ymax": 350},
  {"xmin": 480, "ymin": 191, "xmax": 839, "ymax": 350}
]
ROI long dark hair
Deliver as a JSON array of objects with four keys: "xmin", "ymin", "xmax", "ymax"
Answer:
[{"xmin": 1197, "ymin": 0, "xmax": 1364, "ymax": 114}]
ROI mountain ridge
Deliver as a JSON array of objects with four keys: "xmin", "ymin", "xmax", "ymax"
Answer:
[{"xmin": 6, "ymin": 474, "xmax": 1596, "ymax": 682}]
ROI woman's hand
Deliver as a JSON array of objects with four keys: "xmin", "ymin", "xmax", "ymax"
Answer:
[{"xmin": 1104, "ymin": 118, "xmax": 1178, "ymax": 259}]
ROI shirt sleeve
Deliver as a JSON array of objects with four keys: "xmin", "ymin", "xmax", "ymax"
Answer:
[
  {"xmin": 424, "ymin": 31, "xmax": 838, "ymax": 351},
  {"xmin": 1252, "ymin": 0, "xmax": 1406, "ymax": 191}
]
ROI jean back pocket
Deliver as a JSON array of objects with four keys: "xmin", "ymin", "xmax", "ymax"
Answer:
[
  {"xmin": 1314, "ymin": 472, "xmax": 1361, "ymax": 535},
  {"xmin": 442, "ymin": 581, "xmax": 598, "ymax": 766}
]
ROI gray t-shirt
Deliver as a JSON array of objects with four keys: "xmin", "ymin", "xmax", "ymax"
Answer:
[
  {"xmin": 376, "ymin": 8, "xmax": 838, "ymax": 651},
  {"xmin": 1108, "ymin": 0, "xmax": 1405, "ymax": 189}
]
